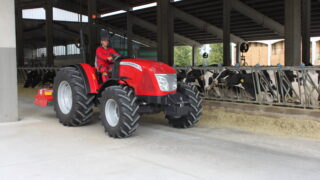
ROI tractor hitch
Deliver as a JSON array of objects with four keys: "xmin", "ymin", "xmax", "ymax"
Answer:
[{"xmin": 34, "ymin": 89, "xmax": 54, "ymax": 107}]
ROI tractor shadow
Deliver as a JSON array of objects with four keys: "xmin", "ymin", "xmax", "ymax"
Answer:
[
  {"xmin": 90, "ymin": 109, "xmax": 168, "ymax": 127},
  {"xmin": 138, "ymin": 113, "xmax": 169, "ymax": 127}
]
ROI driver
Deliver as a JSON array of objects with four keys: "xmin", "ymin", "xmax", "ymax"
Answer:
[{"xmin": 96, "ymin": 30, "xmax": 121, "ymax": 82}]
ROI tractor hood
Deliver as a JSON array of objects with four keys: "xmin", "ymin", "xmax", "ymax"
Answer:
[
  {"xmin": 119, "ymin": 58, "xmax": 177, "ymax": 96},
  {"xmin": 120, "ymin": 58, "xmax": 176, "ymax": 74}
]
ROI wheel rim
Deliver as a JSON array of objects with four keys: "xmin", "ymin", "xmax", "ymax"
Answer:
[
  {"xmin": 57, "ymin": 81, "xmax": 73, "ymax": 114},
  {"xmin": 105, "ymin": 99, "xmax": 120, "ymax": 127}
]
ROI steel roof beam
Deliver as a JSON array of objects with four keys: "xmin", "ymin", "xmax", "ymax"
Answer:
[
  {"xmin": 99, "ymin": 0, "xmax": 133, "ymax": 11},
  {"xmin": 106, "ymin": 24, "xmax": 157, "ymax": 47},
  {"xmin": 131, "ymin": 16, "xmax": 201, "ymax": 46},
  {"xmin": 173, "ymin": 7, "xmax": 244, "ymax": 43},
  {"xmin": 230, "ymin": 0, "xmax": 284, "ymax": 37},
  {"xmin": 16, "ymin": 0, "xmax": 45, "ymax": 9}
]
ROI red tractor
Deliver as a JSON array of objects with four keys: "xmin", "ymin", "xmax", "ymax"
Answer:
[{"xmin": 35, "ymin": 25, "xmax": 202, "ymax": 138}]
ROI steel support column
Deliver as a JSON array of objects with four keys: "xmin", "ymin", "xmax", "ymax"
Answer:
[
  {"xmin": 45, "ymin": 0, "xmax": 53, "ymax": 66},
  {"xmin": 127, "ymin": 12, "xmax": 133, "ymax": 57},
  {"xmin": 157, "ymin": 0, "xmax": 174, "ymax": 65},
  {"xmin": 223, "ymin": 0, "xmax": 231, "ymax": 66},
  {"xmin": 15, "ymin": 1, "xmax": 24, "ymax": 67},
  {"xmin": 236, "ymin": 43, "xmax": 241, "ymax": 64},
  {"xmin": 285, "ymin": 0, "xmax": 301, "ymax": 66},
  {"xmin": 192, "ymin": 45, "xmax": 197, "ymax": 66},
  {"xmin": 88, "ymin": 0, "xmax": 97, "ymax": 65},
  {"xmin": 301, "ymin": 0, "xmax": 311, "ymax": 64}
]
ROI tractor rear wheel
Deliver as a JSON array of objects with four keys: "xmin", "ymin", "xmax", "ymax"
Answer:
[
  {"xmin": 166, "ymin": 83, "xmax": 203, "ymax": 128},
  {"xmin": 53, "ymin": 67, "xmax": 95, "ymax": 126},
  {"xmin": 99, "ymin": 85, "xmax": 140, "ymax": 138}
]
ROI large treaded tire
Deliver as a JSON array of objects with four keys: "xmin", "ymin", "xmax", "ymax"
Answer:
[
  {"xmin": 166, "ymin": 83, "xmax": 203, "ymax": 128},
  {"xmin": 99, "ymin": 85, "xmax": 140, "ymax": 138},
  {"xmin": 53, "ymin": 67, "xmax": 95, "ymax": 126}
]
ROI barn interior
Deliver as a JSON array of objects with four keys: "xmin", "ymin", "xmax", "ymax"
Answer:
[{"xmin": 1, "ymin": 0, "xmax": 320, "ymax": 179}]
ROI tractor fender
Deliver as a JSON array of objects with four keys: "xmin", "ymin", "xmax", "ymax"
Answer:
[
  {"xmin": 67, "ymin": 64, "xmax": 100, "ymax": 94},
  {"xmin": 98, "ymin": 77, "xmax": 129, "ymax": 96}
]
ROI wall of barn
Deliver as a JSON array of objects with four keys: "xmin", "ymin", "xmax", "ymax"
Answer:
[
  {"xmin": 242, "ymin": 40, "xmax": 320, "ymax": 66},
  {"xmin": 316, "ymin": 41, "xmax": 320, "ymax": 65},
  {"xmin": 270, "ymin": 41, "xmax": 285, "ymax": 65},
  {"xmin": 242, "ymin": 42, "xmax": 268, "ymax": 66}
]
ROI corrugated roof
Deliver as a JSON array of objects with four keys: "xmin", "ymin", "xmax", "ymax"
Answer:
[{"xmin": 18, "ymin": 0, "xmax": 320, "ymax": 47}]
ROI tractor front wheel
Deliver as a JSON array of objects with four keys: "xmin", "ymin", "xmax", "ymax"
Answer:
[
  {"xmin": 99, "ymin": 85, "xmax": 140, "ymax": 138},
  {"xmin": 166, "ymin": 83, "xmax": 203, "ymax": 128}
]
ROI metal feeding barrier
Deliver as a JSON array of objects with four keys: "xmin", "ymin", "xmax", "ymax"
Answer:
[{"xmin": 175, "ymin": 66, "xmax": 320, "ymax": 109}]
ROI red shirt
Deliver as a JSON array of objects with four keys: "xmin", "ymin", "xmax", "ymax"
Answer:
[{"xmin": 96, "ymin": 46, "xmax": 120, "ymax": 72}]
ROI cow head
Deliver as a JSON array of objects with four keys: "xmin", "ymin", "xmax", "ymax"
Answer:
[
  {"xmin": 214, "ymin": 69, "xmax": 239, "ymax": 85},
  {"xmin": 185, "ymin": 69, "xmax": 204, "ymax": 83},
  {"xmin": 176, "ymin": 69, "xmax": 187, "ymax": 82},
  {"xmin": 204, "ymin": 70, "xmax": 216, "ymax": 90}
]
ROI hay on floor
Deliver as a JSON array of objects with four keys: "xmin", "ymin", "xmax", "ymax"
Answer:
[{"xmin": 199, "ymin": 108, "xmax": 320, "ymax": 139}]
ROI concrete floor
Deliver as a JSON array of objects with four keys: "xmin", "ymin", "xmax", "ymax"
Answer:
[{"xmin": 1, "ymin": 96, "xmax": 320, "ymax": 180}]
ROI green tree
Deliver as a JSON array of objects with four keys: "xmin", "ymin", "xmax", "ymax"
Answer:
[
  {"xmin": 174, "ymin": 44, "xmax": 223, "ymax": 67},
  {"xmin": 195, "ymin": 44, "xmax": 223, "ymax": 66},
  {"xmin": 195, "ymin": 46, "xmax": 204, "ymax": 66},
  {"xmin": 207, "ymin": 43, "xmax": 223, "ymax": 65},
  {"xmin": 174, "ymin": 46, "xmax": 192, "ymax": 66}
]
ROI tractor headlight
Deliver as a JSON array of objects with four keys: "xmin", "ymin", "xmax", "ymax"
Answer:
[{"xmin": 155, "ymin": 74, "xmax": 177, "ymax": 92}]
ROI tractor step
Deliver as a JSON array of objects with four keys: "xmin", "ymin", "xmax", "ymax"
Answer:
[{"xmin": 34, "ymin": 89, "xmax": 54, "ymax": 107}]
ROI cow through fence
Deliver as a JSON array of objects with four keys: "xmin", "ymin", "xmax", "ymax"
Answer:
[{"xmin": 176, "ymin": 66, "xmax": 320, "ymax": 109}]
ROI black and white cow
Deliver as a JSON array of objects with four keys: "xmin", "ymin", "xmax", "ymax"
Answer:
[
  {"xmin": 203, "ymin": 70, "xmax": 221, "ymax": 96},
  {"xmin": 258, "ymin": 68, "xmax": 319, "ymax": 105},
  {"xmin": 176, "ymin": 69, "xmax": 187, "ymax": 82},
  {"xmin": 282, "ymin": 68, "xmax": 320, "ymax": 105},
  {"xmin": 204, "ymin": 65, "xmax": 320, "ymax": 105},
  {"xmin": 204, "ymin": 69, "xmax": 245, "ymax": 98},
  {"xmin": 177, "ymin": 68, "xmax": 205, "ymax": 93},
  {"xmin": 204, "ymin": 68, "xmax": 277, "ymax": 101},
  {"xmin": 275, "ymin": 70, "xmax": 297, "ymax": 101}
]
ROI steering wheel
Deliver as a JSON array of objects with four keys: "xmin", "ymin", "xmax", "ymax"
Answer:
[{"xmin": 112, "ymin": 54, "xmax": 122, "ymax": 61}]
